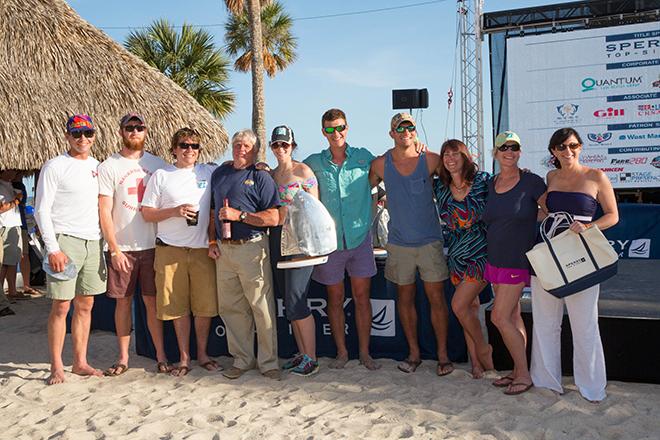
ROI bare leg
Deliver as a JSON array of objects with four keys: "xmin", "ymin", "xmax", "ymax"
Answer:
[
  {"xmin": 352, "ymin": 276, "xmax": 380, "ymax": 370},
  {"xmin": 397, "ymin": 283, "xmax": 420, "ymax": 362},
  {"xmin": 71, "ymin": 295, "xmax": 103, "ymax": 377},
  {"xmin": 5, "ymin": 265, "xmax": 17, "ymax": 295},
  {"xmin": 47, "ymin": 299, "xmax": 70, "ymax": 385},
  {"xmin": 109, "ymin": 297, "xmax": 132, "ymax": 372},
  {"xmin": 326, "ymin": 282, "xmax": 348, "ymax": 368},
  {"xmin": 292, "ymin": 314, "xmax": 316, "ymax": 360},
  {"xmin": 194, "ymin": 316, "xmax": 215, "ymax": 369},
  {"xmin": 172, "ymin": 315, "xmax": 191, "ymax": 375},
  {"xmin": 142, "ymin": 295, "xmax": 167, "ymax": 363},
  {"xmin": 452, "ymin": 281, "xmax": 493, "ymax": 378},
  {"xmin": 491, "ymin": 283, "xmax": 531, "ymax": 389},
  {"xmin": 20, "ymin": 252, "xmax": 32, "ymax": 291},
  {"xmin": 424, "ymin": 281, "xmax": 452, "ymax": 368}
]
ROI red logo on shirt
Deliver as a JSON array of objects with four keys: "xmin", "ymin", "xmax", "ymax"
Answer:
[{"xmin": 127, "ymin": 178, "xmax": 146, "ymax": 203}]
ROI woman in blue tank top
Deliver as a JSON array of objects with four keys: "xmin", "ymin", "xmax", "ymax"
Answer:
[{"xmin": 530, "ymin": 127, "xmax": 618, "ymax": 402}]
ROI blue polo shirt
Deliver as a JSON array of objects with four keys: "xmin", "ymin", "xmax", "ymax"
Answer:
[
  {"xmin": 211, "ymin": 164, "xmax": 279, "ymax": 240},
  {"xmin": 303, "ymin": 145, "xmax": 374, "ymax": 250}
]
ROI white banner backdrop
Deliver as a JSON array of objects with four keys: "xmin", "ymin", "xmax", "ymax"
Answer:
[{"xmin": 506, "ymin": 22, "xmax": 660, "ymax": 188}]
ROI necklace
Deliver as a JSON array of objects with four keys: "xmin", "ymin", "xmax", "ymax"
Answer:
[{"xmin": 451, "ymin": 181, "xmax": 468, "ymax": 192}]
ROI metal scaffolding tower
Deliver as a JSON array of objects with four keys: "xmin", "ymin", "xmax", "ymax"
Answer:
[{"xmin": 458, "ymin": 0, "xmax": 484, "ymax": 169}]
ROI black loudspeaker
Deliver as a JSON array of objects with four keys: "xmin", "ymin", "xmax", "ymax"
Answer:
[{"xmin": 392, "ymin": 88, "xmax": 429, "ymax": 109}]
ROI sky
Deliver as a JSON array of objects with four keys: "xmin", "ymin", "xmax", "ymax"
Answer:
[{"xmin": 67, "ymin": 0, "xmax": 550, "ymax": 167}]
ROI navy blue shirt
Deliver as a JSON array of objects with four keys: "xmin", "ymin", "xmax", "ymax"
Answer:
[
  {"xmin": 482, "ymin": 171, "xmax": 546, "ymax": 269},
  {"xmin": 211, "ymin": 164, "xmax": 279, "ymax": 240}
]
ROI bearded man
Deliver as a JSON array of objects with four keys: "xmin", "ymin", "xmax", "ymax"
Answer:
[{"xmin": 98, "ymin": 113, "xmax": 169, "ymax": 376}]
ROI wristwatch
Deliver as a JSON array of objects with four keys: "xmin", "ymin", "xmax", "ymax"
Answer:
[{"xmin": 239, "ymin": 211, "xmax": 247, "ymax": 222}]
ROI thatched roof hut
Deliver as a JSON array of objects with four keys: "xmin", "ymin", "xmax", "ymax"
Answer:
[{"xmin": 0, "ymin": 0, "xmax": 229, "ymax": 170}]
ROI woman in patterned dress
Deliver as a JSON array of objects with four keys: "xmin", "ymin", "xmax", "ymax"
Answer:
[{"xmin": 434, "ymin": 139, "xmax": 494, "ymax": 378}]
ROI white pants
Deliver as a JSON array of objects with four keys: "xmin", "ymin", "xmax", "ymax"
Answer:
[{"xmin": 530, "ymin": 276, "xmax": 607, "ymax": 401}]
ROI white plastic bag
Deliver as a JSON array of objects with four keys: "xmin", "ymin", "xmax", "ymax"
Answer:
[{"xmin": 281, "ymin": 190, "xmax": 337, "ymax": 257}]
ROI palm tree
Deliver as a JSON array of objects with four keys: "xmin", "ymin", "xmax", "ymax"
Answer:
[
  {"xmin": 224, "ymin": 0, "xmax": 297, "ymax": 160},
  {"xmin": 125, "ymin": 19, "xmax": 235, "ymax": 119}
]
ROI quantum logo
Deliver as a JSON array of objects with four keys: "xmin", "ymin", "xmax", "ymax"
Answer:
[
  {"xmin": 370, "ymin": 299, "xmax": 395, "ymax": 337},
  {"xmin": 587, "ymin": 132, "xmax": 612, "ymax": 144},
  {"xmin": 629, "ymin": 239, "xmax": 651, "ymax": 258},
  {"xmin": 581, "ymin": 76, "xmax": 642, "ymax": 92},
  {"xmin": 594, "ymin": 108, "xmax": 624, "ymax": 118}
]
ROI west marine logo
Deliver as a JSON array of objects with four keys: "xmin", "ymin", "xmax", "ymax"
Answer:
[
  {"xmin": 587, "ymin": 132, "xmax": 612, "ymax": 144},
  {"xmin": 370, "ymin": 299, "xmax": 395, "ymax": 337}
]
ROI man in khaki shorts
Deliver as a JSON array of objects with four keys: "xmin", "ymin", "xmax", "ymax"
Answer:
[
  {"xmin": 34, "ymin": 114, "xmax": 107, "ymax": 385},
  {"xmin": 142, "ymin": 127, "xmax": 218, "ymax": 376},
  {"xmin": 0, "ymin": 169, "xmax": 24, "ymax": 301},
  {"xmin": 369, "ymin": 112, "xmax": 453, "ymax": 376},
  {"xmin": 0, "ymin": 233, "xmax": 15, "ymax": 317},
  {"xmin": 98, "ymin": 113, "xmax": 169, "ymax": 376}
]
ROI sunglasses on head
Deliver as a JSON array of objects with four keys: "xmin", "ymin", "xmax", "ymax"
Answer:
[
  {"xmin": 323, "ymin": 125, "xmax": 346, "ymax": 134},
  {"xmin": 70, "ymin": 130, "xmax": 95, "ymax": 139},
  {"xmin": 124, "ymin": 125, "xmax": 146, "ymax": 132},
  {"xmin": 178, "ymin": 142, "xmax": 200, "ymax": 150},
  {"xmin": 553, "ymin": 142, "xmax": 581, "ymax": 151},
  {"xmin": 395, "ymin": 125, "xmax": 416, "ymax": 133},
  {"xmin": 497, "ymin": 143, "xmax": 520, "ymax": 152}
]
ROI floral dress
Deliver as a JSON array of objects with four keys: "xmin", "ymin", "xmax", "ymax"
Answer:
[{"xmin": 434, "ymin": 171, "xmax": 490, "ymax": 286}]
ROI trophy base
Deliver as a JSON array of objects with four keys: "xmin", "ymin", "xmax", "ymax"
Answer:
[{"xmin": 277, "ymin": 255, "xmax": 329, "ymax": 269}]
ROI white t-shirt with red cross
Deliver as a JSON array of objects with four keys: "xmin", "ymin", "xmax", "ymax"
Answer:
[{"xmin": 98, "ymin": 151, "xmax": 167, "ymax": 251}]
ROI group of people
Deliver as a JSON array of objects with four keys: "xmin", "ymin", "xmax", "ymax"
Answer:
[{"xmin": 26, "ymin": 107, "xmax": 617, "ymax": 403}]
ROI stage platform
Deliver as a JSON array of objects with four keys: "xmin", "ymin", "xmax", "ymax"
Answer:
[{"xmin": 486, "ymin": 259, "xmax": 660, "ymax": 384}]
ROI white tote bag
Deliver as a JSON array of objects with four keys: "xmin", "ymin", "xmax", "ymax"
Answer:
[{"xmin": 526, "ymin": 212, "xmax": 618, "ymax": 298}]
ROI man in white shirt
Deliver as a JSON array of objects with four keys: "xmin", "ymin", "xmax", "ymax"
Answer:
[
  {"xmin": 35, "ymin": 114, "xmax": 107, "ymax": 385},
  {"xmin": 0, "ymin": 170, "xmax": 24, "ymax": 300},
  {"xmin": 142, "ymin": 127, "xmax": 218, "ymax": 376},
  {"xmin": 98, "ymin": 113, "xmax": 169, "ymax": 376}
]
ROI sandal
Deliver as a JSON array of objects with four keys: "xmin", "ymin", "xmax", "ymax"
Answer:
[
  {"xmin": 397, "ymin": 358, "xmax": 422, "ymax": 373},
  {"xmin": 156, "ymin": 361, "xmax": 173, "ymax": 374},
  {"xmin": 104, "ymin": 363, "xmax": 128, "ymax": 377},
  {"xmin": 22, "ymin": 287, "xmax": 43, "ymax": 297},
  {"xmin": 200, "ymin": 359, "xmax": 220, "ymax": 371},
  {"xmin": 171, "ymin": 365, "xmax": 191, "ymax": 377},
  {"xmin": 504, "ymin": 382, "xmax": 533, "ymax": 396},
  {"xmin": 492, "ymin": 374, "xmax": 515, "ymax": 388},
  {"xmin": 6, "ymin": 292, "xmax": 30, "ymax": 301},
  {"xmin": 436, "ymin": 362, "xmax": 454, "ymax": 377}
]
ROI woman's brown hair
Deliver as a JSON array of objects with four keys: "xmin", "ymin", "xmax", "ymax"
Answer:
[{"xmin": 438, "ymin": 139, "xmax": 478, "ymax": 186}]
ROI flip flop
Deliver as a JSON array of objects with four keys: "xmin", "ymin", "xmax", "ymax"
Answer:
[
  {"xmin": 492, "ymin": 374, "xmax": 515, "ymax": 388},
  {"xmin": 21, "ymin": 287, "xmax": 43, "ymax": 297},
  {"xmin": 156, "ymin": 361, "xmax": 173, "ymax": 374},
  {"xmin": 171, "ymin": 365, "xmax": 191, "ymax": 377},
  {"xmin": 200, "ymin": 359, "xmax": 220, "ymax": 371},
  {"xmin": 6, "ymin": 292, "xmax": 30, "ymax": 301},
  {"xmin": 104, "ymin": 363, "xmax": 128, "ymax": 377},
  {"xmin": 397, "ymin": 358, "xmax": 422, "ymax": 373},
  {"xmin": 504, "ymin": 382, "xmax": 533, "ymax": 395},
  {"xmin": 436, "ymin": 362, "xmax": 454, "ymax": 377}
]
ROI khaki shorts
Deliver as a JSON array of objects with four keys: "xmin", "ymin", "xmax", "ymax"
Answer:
[
  {"xmin": 1, "ymin": 226, "xmax": 23, "ymax": 266},
  {"xmin": 385, "ymin": 240, "xmax": 449, "ymax": 285},
  {"xmin": 46, "ymin": 235, "xmax": 107, "ymax": 301},
  {"xmin": 155, "ymin": 244, "xmax": 217, "ymax": 320}
]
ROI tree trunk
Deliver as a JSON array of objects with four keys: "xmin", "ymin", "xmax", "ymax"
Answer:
[{"xmin": 247, "ymin": 0, "xmax": 266, "ymax": 162}]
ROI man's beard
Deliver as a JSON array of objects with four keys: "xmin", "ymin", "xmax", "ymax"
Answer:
[{"xmin": 122, "ymin": 136, "xmax": 145, "ymax": 151}]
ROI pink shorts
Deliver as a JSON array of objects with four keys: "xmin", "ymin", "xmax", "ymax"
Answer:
[{"xmin": 484, "ymin": 263, "xmax": 530, "ymax": 286}]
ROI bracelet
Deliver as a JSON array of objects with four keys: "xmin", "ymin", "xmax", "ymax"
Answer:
[
  {"xmin": 208, "ymin": 240, "xmax": 217, "ymax": 245},
  {"xmin": 110, "ymin": 251, "xmax": 120, "ymax": 257}
]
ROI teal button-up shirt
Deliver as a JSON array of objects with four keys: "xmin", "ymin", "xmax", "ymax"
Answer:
[{"xmin": 304, "ymin": 145, "xmax": 375, "ymax": 250}]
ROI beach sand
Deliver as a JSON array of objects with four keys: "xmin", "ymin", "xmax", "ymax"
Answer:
[{"xmin": 2, "ymin": 297, "xmax": 659, "ymax": 439}]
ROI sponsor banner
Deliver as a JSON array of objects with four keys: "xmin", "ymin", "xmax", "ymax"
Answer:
[{"xmin": 507, "ymin": 22, "xmax": 660, "ymax": 188}]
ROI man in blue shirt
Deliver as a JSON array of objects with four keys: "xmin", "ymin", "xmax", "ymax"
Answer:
[
  {"xmin": 303, "ymin": 109, "xmax": 380, "ymax": 370},
  {"xmin": 210, "ymin": 129, "xmax": 281, "ymax": 380}
]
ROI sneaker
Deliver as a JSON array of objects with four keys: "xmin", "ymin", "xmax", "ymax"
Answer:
[
  {"xmin": 291, "ymin": 355, "xmax": 319, "ymax": 377},
  {"xmin": 222, "ymin": 366, "xmax": 247, "ymax": 380},
  {"xmin": 282, "ymin": 354, "xmax": 304, "ymax": 371}
]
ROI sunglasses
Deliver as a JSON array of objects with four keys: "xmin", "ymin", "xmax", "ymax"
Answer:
[
  {"xmin": 323, "ymin": 125, "xmax": 346, "ymax": 134},
  {"xmin": 70, "ymin": 130, "xmax": 95, "ymax": 139},
  {"xmin": 124, "ymin": 125, "xmax": 146, "ymax": 132},
  {"xmin": 553, "ymin": 142, "xmax": 581, "ymax": 151},
  {"xmin": 497, "ymin": 144, "xmax": 521, "ymax": 152},
  {"xmin": 270, "ymin": 142, "xmax": 291, "ymax": 150},
  {"xmin": 178, "ymin": 142, "xmax": 200, "ymax": 150},
  {"xmin": 395, "ymin": 125, "xmax": 416, "ymax": 133}
]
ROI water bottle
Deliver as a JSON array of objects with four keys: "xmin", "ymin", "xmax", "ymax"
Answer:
[
  {"xmin": 42, "ymin": 258, "xmax": 77, "ymax": 281},
  {"xmin": 222, "ymin": 198, "xmax": 231, "ymax": 239}
]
